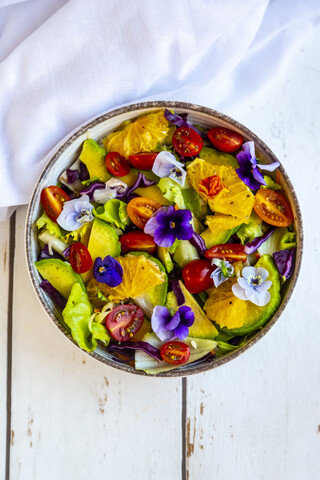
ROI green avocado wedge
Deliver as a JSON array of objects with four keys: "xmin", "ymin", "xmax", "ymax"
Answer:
[
  {"xmin": 166, "ymin": 281, "xmax": 218, "ymax": 340},
  {"xmin": 79, "ymin": 139, "xmax": 111, "ymax": 182},
  {"xmin": 199, "ymin": 146, "xmax": 239, "ymax": 169},
  {"xmin": 35, "ymin": 259, "xmax": 85, "ymax": 299}
]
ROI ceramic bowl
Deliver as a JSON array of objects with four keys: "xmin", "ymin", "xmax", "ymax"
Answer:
[{"xmin": 25, "ymin": 101, "xmax": 303, "ymax": 377}]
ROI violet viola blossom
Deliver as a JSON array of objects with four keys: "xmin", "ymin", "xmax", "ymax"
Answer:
[
  {"xmin": 152, "ymin": 151, "xmax": 186, "ymax": 187},
  {"xmin": 151, "ymin": 305, "xmax": 195, "ymax": 342},
  {"xmin": 57, "ymin": 195, "xmax": 93, "ymax": 231},
  {"xmin": 144, "ymin": 205, "xmax": 193, "ymax": 248},
  {"xmin": 93, "ymin": 256, "xmax": 123, "ymax": 287},
  {"xmin": 236, "ymin": 141, "xmax": 280, "ymax": 190},
  {"xmin": 232, "ymin": 266, "xmax": 272, "ymax": 306}
]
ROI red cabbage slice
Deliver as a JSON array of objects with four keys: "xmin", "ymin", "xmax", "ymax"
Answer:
[
  {"xmin": 79, "ymin": 161, "xmax": 89, "ymax": 181},
  {"xmin": 189, "ymin": 231, "xmax": 206, "ymax": 255},
  {"xmin": 107, "ymin": 341, "xmax": 162, "ymax": 362},
  {"xmin": 80, "ymin": 181, "xmax": 105, "ymax": 200},
  {"xmin": 273, "ymin": 248, "xmax": 296, "ymax": 280},
  {"xmin": 125, "ymin": 173, "xmax": 155, "ymax": 201},
  {"xmin": 60, "ymin": 184, "xmax": 77, "ymax": 199},
  {"xmin": 38, "ymin": 244, "xmax": 64, "ymax": 261},
  {"xmin": 244, "ymin": 227, "xmax": 276, "ymax": 254},
  {"xmin": 171, "ymin": 279, "xmax": 185, "ymax": 306},
  {"xmin": 66, "ymin": 169, "xmax": 80, "ymax": 184},
  {"xmin": 164, "ymin": 109, "xmax": 207, "ymax": 139},
  {"xmin": 39, "ymin": 280, "xmax": 67, "ymax": 309}
]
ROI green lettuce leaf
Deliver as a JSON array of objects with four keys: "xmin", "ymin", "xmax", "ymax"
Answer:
[
  {"xmin": 258, "ymin": 227, "xmax": 297, "ymax": 256},
  {"xmin": 36, "ymin": 212, "xmax": 63, "ymax": 238},
  {"xmin": 62, "ymin": 283, "xmax": 96, "ymax": 352},
  {"xmin": 89, "ymin": 319, "xmax": 110, "ymax": 346},
  {"xmin": 237, "ymin": 212, "xmax": 265, "ymax": 244},
  {"xmin": 64, "ymin": 221, "xmax": 93, "ymax": 243},
  {"xmin": 157, "ymin": 178, "xmax": 205, "ymax": 218},
  {"xmin": 81, "ymin": 176, "xmax": 100, "ymax": 186},
  {"xmin": 262, "ymin": 175, "xmax": 281, "ymax": 190},
  {"xmin": 93, "ymin": 199, "xmax": 131, "ymax": 230}
]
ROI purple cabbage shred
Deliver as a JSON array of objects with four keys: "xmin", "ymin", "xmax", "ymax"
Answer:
[
  {"xmin": 273, "ymin": 248, "xmax": 296, "ymax": 280},
  {"xmin": 171, "ymin": 279, "xmax": 185, "ymax": 306},
  {"xmin": 39, "ymin": 279, "xmax": 67, "ymax": 309},
  {"xmin": 164, "ymin": 109, "xmax": 207, "ymax": 139},
  {"xmin": 66, "ymin": 169, "xmax": 80, "ymax": 184},
  {"xmin": 38, "ymin": 244, "xmax": 63, "ymax": 261},
  {"xmin": 189, "ymin": 231, "xmax": 207, "ymax": 255},
  {"xmin": 125, "ymin": 173, "xmax": 155, "ymax": 202},
  {"xmin": 79, "ymin": 161, "xmax": 90, "ymax": 181},
  {"xmin": 107, "ymin": 341, "xmax": 162, "ymax": 362},
  {"xmin": 80, "ymin": 181, "xmax": 105, "ymax": 200},
  {"xmin": 244, "ymin": 227, "xmax": 276, "ymax": 254}
]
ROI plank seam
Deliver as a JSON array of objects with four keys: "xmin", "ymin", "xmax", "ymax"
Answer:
[
  {"xmin": 5, "ymin": 211, "xmax": 16, "ymax": 480},
  {"xmin": 181, "ymin": 377, "xmax": 187, "ymax": 480}
]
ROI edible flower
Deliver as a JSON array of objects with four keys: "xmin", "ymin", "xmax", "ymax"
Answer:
[
  {"xmin": 236, "ymin": 141, "xmax": 280, "ymax": 190},
  {"xmin": 92, "ymin": 178, "xmax": 128, "ymax": 204},
  {"xmin": 152, "ymin": 151, "xmax": 186, "ymax": 187},
  {"xmin": 151, "ymin": 305, "xmax": 195, "ymax": 341},
  {"xmin": 57, "ymin": 195, "xmax": 93, "ymax": 231},
  {"xmin": 93, "ymin": 256, "xmax": 123, "ymax": 287},
  {"xmin": 232, "ymin": 266, "xmax": 272, "ymax": 306},
  {"xmin": 210, "ymin": 259, "xmax": 234, "ymax": 288},
  {"xmin": 199, "ymin": 175, "xmax": 229, "ymax": 197},
  {"xmin": 144, "ymin": 205, "xmax": 193, "ymax": 248}
]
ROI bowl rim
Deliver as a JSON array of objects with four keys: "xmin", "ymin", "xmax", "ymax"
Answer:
[{"xmin": 25, "ymin": 100, "xmax": 303, "ymax": 377}]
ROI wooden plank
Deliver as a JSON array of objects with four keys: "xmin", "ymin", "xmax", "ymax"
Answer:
[
  {"xmin": 186, "ymin": 27, "xmax": 320, "ymax": 480},
  {"xmin": 0, "ymin": 216, "xmax": 10, "ymax": 479},
  {"xmin": 10, "ymin": 206, "xmax": 183, "ymax": 480}
]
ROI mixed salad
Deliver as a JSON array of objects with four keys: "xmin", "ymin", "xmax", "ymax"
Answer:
[{"xmin": 34, "ymin": 109, "xmax": 297, "ymax": 374}]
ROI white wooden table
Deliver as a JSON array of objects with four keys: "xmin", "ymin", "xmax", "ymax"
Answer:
[{"xmin": 1, "ymin": 28, "xmax": 320, "ymax": 480}]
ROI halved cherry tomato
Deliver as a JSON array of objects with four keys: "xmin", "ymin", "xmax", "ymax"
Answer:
[
  {"xmin": 106, "ymin": 304, "xmax": 144, "ymax": 342},
  {"xmin": 207, "ymin": 127, "xmax": 243, "ymax": 153},
  {"xmin": 172, "ymin": 127, "xmax": 203, "ymax": 157},
  {"xmin": 127, "ymin": 197, "xmax": 162, "ymax": 229},
  {"xmin": 128, "ymin": 152, "xmax": 158, "ymax": 170},
  {"xmin": 254, "ymin": 188, "xmax": 293, "ymax": 227},
  {"xmin": 69, "ymin": 242, "xmax": 93, "ymax": 273},
  {"xmin": 120, "ymin": 231, "xmax": 156, "ymax": 254},
  {"xmin": 160, "ymin": 341, "xmax": 190, "ymax": 365},
  {"xmin": 105, "ymin": 152, "xmax": 131, "ymax": 176},
  {"xmin": 205, "ymin": 244, "xmax": 247, "ymax": 263},
  {"xmin": 182, "ymin": 259, "xmax": 214, "ymax": 294},
  {"xmin": 40, "ymin": 186, "xmax": 70, "ymax": 222}
]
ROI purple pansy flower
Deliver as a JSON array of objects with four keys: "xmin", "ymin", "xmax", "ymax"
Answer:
[
  {"xmin": 151, "ymin": 305, "xmax": 195, "ymax": 341},
  {"xmin": 93, "ymin": 256, "xmax": 123, "ymax": 287},
  {"xmin": 57, "ymin": 194, "xmax": 93, "ymax": 231},
  {"xmin": 232, "ymin": 266, "xmax": 272, "ymax": 306},
  {"xmin": 144, "ymin": 205, "xmax": 193, "ymax": 247},
  {"xmin": 236, "ymin": 141, "xmax": 280, "ymax": 190}
]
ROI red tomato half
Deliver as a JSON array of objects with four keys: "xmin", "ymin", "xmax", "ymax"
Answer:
[
  {"xmin": 128, "ymin": 153, "xmax": 158, "ymax": 170},
  {"xmin": 106, "ymin": 304, "xmax": 144, "ymax": 342},
  {"xmin": 182, "ymin": 259, "xmax": 214, "ymax": 294},
  {"xmin": 105, "ymin": 152, "xmax": 131, "ymax": 176},
  {"xmin": 207, "ymin": 127, "xmax": 244, "ymax": 153},
  {"xmin": 172, "ymin": 127, "xmax": 203, "ymax": 157},
  {"xmin": 254, "ymin": 188, "xmax": 293, "ymax": 227},
  {"xmin": 69, "ymin": 242, "xmax": 93, "ymax": 273},
  {"xmin": 127, "ymin": 197, "xmax": 162, "ymax": 229},
  {"xmin": 120, "ymin": 231, "xmax": 156, "ymax": 254},
  {"xmin": 160, "ymin": 341, "xmax": 190, "ymax": 365},
  {"xmin": 205, "ymin": 244, "xmax": 247, "ymax": 263},
  {"xmin": 41, "ymin": 186, "xmax": 70, "ymax": 222}
]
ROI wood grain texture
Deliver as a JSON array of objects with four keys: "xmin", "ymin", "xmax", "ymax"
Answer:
[
  {"xmin": 10, "ymin": 207, "xmax": 182, "ymax": 480},
  {"xmin": 0, "ymin": 218, "xmax": 10, "ymax": 478},
  {"xmin": 186, "ymin": 27, "xmax": 320, "ymax": 480}
]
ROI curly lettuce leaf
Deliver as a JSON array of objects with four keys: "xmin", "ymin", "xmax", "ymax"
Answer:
[
  {"xmin": 64, "ymin": 221, "xmax": 93, "ymax": 243},
  {"xmin": 93, "ymin": 199, "xmax": 131, "ymax": 230},
  {"xmin": 237, "ymin": 212, "xmax": 264, "ymax": 244},
  {"xmin": 89, "ymin": 319, "xmax": 110, "ymax": 346},
  {"xmin": 62, "ymin": 282, "xmax": 96, "ymax": 352},
  {"xmin": 157, "ymin": 177, "xmax": 205, "ymax": 218},
  {"xmin": 258, "ymin": 227, "xmax": 297, "ymax": 256},
  {"xmin": 262, "ymin": 175, "xmax": 281, "ymax": 190},
  {"xmin": 36, "ymin": 212, "xmax": 63, "ymax": 238}
]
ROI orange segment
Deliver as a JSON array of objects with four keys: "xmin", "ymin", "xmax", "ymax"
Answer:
[{"xmin": 103, "ymin": 111, "xmax": 170, "ymax": 157}]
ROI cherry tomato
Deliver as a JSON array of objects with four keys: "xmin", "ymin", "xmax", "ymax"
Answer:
[
  {"xmin": 127, "ymin": 197, "xmax": 162, "ymax": 229},
  {"xmin": 40, "ymin": 186, "xmax": 70, "ymax": 222},
  {"xmin": 172, "ymin": 127, "xmax": 203, "ymax": 157},
  {"xmin": 106, "ymin": 304, "xmax": 144, "ymax": 342},
  {"xmin": 254, "ymin": 188, "xmax": 293, "ymax": 227},
  {"xmin": 207, "ymin": 127, "xmax": 244, "ymax": 153},
  {"xmin": 160, "ymin": 341, "xmax": 190, "ymax": 365},
  {"xmin": 182, "ymin": 259, "xmax": 214, "ymax": 294},
  {"xmin": 128, "ymin": 152, "xmax": 158, "ymax": 170},
  {"xmin": 69, "ymin": 242, "xmax": 93, "ymax": 273},
  {"xmin": 105, "ymin": 152, "xmax": 130, "ymax": 177},
  {"xmin": 205, "ymin": 244, "xmax": 247, "ymax": 263},
  {"xmin": 120, "ymin": 231, "xmax": 156, "ymax": 254}
]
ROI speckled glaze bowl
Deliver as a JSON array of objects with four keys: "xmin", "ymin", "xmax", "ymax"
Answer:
[{"xmin": 25, "ymin": 101, "xmax": 303, "ymax": 377}]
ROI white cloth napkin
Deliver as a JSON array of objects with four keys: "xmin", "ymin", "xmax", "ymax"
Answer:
[{"xmin": 0, "ymin": 0, "xmax": 319, "ymax": 221}]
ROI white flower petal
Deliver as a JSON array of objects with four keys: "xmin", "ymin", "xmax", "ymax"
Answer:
[
  {"xmin": 255, "ymin": 280, "xmax": 272, "ymax": 293},
  {"xmin": 232, "ymin": 283, "xmax": 248, "ymax": 301},
  {"xmin": 246, "ymin": 289, "xmax": 271, "ymax": 306},
  {"xmin": 238, "ymin": 277, "xmax": 249, "ymax": 289},
  {"xmin": 152, "ymin": 151, "xmax": 184, "ymax": 178},
  {"xmin": 255, "ymin": 267, "xmax": 269, "ymax": 282},
  {"xmin": 242, "ymin": 266, "xmax": 257, "ymax": 280}
]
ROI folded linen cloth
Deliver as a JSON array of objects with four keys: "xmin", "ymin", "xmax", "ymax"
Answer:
[{"xmin": 0, "ymin": 0, "xmax": 319, "ymax": 221}]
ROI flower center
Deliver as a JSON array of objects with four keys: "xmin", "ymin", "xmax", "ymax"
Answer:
[
  {"xmin": 170, "ymin": 167, "xmax": 182, "ymax": 178},
  {"xmin": 248, "ymin": 274, "xmax": 263, "ymax": 286},
  {"xmin": 99, "ymin": 266, "xmax": 106, "ymax": 273},
  {"xmin": 170, "ymin": 221, "xmax": 175, "ymax": 228},
  {"xmin": 76, "ymin": 208, "xmax": 93, "ymax": 224}
]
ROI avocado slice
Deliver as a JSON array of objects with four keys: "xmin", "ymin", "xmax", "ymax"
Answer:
[
  {"xmin": 199, "ymin": 146, "xmax": 239, "ymax": 169},
  {"xmin": 35, "ymin": 259, "xmax": 85, "ymax": 299},
  {"xmin": 81, "ymin": 218, "xmax": 121, "ymax": 284},
  {"xmin": 204, "ymin": 254, "xmax": 281, "ymax": 336},
  {"xmin": 135, "ymin": 185, "xmax": 170, "ymax": 205},
  {"xmin": 200, "ymin": 226, "xmax": 239, "ymax": 249},
  {"xmin": 172, "ymin": 240, "xmax": 199, "ymax": 268},
  {"xmin": 166, "ymin": 281, "xmax": 218, "ymax": 340},
  {"xmin": 157, "ymin": 246, "xmax": 173, "ymax": 273},
  {"xmin": 79, "ymin": 139, "xmax": 111, "ymax": 182}
]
